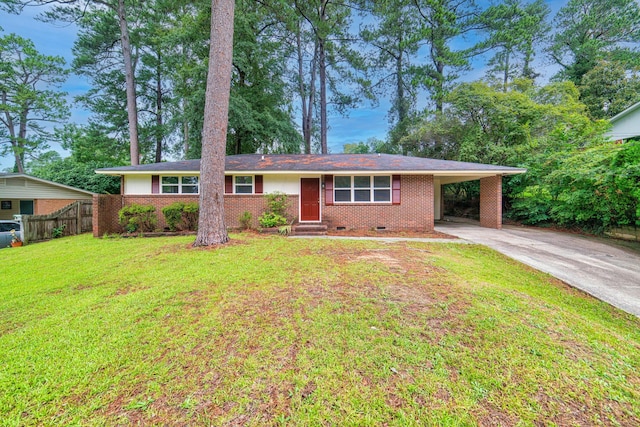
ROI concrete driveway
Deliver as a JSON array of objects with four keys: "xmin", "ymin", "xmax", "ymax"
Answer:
[{"xmin": 435, "ymin": 220, "xmax": 640, "ymax": 317}]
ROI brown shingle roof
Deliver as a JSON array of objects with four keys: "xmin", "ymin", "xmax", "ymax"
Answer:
[{"xmin": 97, "ymin": 154, "xmax": 526, "ymax": 174}]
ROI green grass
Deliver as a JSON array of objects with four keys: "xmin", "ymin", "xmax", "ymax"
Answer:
[{"xmin": 1, "ymin": 234, "xmax": 639, "ymax": 426}]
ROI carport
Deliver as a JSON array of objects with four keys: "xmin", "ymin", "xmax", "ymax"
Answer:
[{"xmin": 434, "ymin": 174, "xmax": 505, "ymax": 229}]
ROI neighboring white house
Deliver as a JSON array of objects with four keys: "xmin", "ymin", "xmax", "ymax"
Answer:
[{"xmin": 606, "ymin": 101, "xmax": 640, "ymax": 142}]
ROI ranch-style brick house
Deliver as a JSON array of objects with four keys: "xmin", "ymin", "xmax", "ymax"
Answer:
[{"xmin": 93, "ymin": 154, "xmax": 525, "ymax": 236}]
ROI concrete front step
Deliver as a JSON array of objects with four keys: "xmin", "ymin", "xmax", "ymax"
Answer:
[{"xmin": 292, "ymin": 223, "xmax": 328, "ymax": 236}]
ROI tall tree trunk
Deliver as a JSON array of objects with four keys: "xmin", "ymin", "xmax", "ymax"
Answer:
[
  {"xmin": 296, "ymin": 25, "xmax": 310, "ymax": 154},
  {"xmin": 117, "ymin": 0, "xmax": 140, "ymax": 165},
  {"xmin": 155, "ymin": 52, "xmax": 163, "ymax": 163},
  {"xmin": 2, "ymin": 90, "xmax": 24, "ymax": 173},
  {"xmin": 503, "ymin": 50, "xmax": 510, "ymax": 92},
  {"xmin": 319, "ymin": 36, "xmax": 328, "ymax": 154},
  {"xmin": 296, "ymin": 24, "xmax": 317, "ymax": 154},
  {"xmin": 183, "ymin": 98, "xmax": 189, "ymax": 157},
  {"xmin": 194, "ymin": 0, "xmax": 235, "ymax": 247},
  {"xmin": 435, "ymin": 61, "xmax": 444, "ymax": 114}
]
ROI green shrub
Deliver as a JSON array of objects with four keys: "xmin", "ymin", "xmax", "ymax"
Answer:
[
  {"xmin": 265, "ymin": 192, "xmax": 289, "ymax": 217},
  {"xmin": 162, "ymin": 202, "xmax": 185, "ymax": 231},
  {"xmin": 239, "ymin": 211, "xmax": 253, "ymax": 230},
  {"xmin": 52, "ymin": 224, "xmax": 66, "ymax": 238},
  {"xmin": 258, "ymin": 212, "xmax": 288, "ymax": 228},
  {"xmin": 160, "ymin": 202, "xmax": 199, "ymax": 231},
  {"xmin": 182, "ymin": 202, "xmax": 199, "ymax": 231},
  {"xmin": 118, "ymin": 204, "xmax": 157, "ymax": 233}
]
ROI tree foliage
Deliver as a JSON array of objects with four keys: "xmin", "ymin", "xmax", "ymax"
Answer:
[
  {"xmin": 549, "ymin": 0, "xmax": 640, "ymax": 85},
  {"xmin": 28, "ymin": 156, "xmax": 121, "ymax": 194},
  {"xmin": 580, "ymin": 60, "xmax": 640, "ymax": 120},
  {"xmin": 0, "ymin": 33, "xmax": 69, "ymax": 173},
  {"xmin": 476, "ymin": 0, "xmax": 549, "ymax": 89}
]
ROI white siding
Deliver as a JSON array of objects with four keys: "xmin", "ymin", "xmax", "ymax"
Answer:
[
  {"xmin": 607, "ymin": 105, "xmax": 640, "ymax": 140},
  {"xmin": 263, "ymin": 174, "xmax": 308, "ymax": 195},
  {"xmin": 0, "ymin": 177, "xmax": 92, "ymax": 199},
  {"xmin": 125, "ymin": 175, "xmax": 153, "ymax": 195}
]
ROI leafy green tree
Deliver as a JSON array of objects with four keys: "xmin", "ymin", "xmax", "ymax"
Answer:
[
  {"xmin": 513, "ymin": 138, "xmax": 640, "ymax": 231},
  {"xmin": 549, "ymin": 0, "xmax": 640, "ymax": 86},
  {"xmin": 227, "ymin": 0, "xmax": 302, "ymax": 155},
  {"xmin": 580, "ymin": 60, "xmax": 640, "ymax": 120},
  {"xmin": 344, "ymin": 137, "xmax": 400, "ymax": 154},
  {"xmin": 28, "ymin": 156, "xmax": 121, "ymax": 194},
  {"xmin": 0, "ymin": 33, "xmax": 69, "ymax": 173},
  {"xmin": 57, "ymin": 123, "xmax": 129, "ymax": 165},
  {"xmin": 162, "ymin": 0, "xmax": 302, "ymax": 158},
  {"xmin": 343, "ymin": 142, "xmax": 370, "ymax": 154}
]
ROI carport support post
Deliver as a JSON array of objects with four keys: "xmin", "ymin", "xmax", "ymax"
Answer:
[{"xmin": 480, "ymin": 175, "xmax": 502, "ymax": 229}]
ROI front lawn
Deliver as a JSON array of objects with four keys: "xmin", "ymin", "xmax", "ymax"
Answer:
[{"xmin": 1, "ymin": 234, "xmax": 638, "ymax": 426}]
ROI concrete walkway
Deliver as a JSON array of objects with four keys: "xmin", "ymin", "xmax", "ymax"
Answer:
[{"xmin": 435, "ymin": 220, "xmax": 640, "ymax": 317}]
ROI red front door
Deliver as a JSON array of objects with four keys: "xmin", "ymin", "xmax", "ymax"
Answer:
[{"xmin": 300, "ymin": 178, "xmax": 320, "ymax": 222}]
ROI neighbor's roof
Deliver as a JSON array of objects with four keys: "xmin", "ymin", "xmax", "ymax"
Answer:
[
  {"xmin": 0, "ymin": 173, "xmax": 96, "ymax": 195},
  {"xmin": 609, "ymin": 101, "xmax": 640, "ymax": 123},
  {"xmin": 96, "ymin": 154, "xmax": 526, "ymax": 176}
]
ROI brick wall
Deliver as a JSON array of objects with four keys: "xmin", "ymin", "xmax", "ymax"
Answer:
[
  {"xmin": 224, "ymin": 194, "xmax": 299, "ymax": 228},
  {"xmin": 93, "ymin": 193, "xmax": 301, "ymax": 235},
  {"xmin": 93, "ymin": 175, "xmax": 437, "ymax": 235},
  {"xmin": 93, "ymin": 195, "xmax": 124, "ymax": 236},
  {"xmin": 35, "ymin": 199, "xmax": 86, "ymax": 215},
  {"xmin": 123, "ymin": 195, "xmax": 199, "ymax": 230},
  {"xmin": 323, "ymin": 175, "xmax": 434, "ymax": 231},
  {"xmin": 479, "ymin": 175, "xmax": 502, "ymax": 229}
]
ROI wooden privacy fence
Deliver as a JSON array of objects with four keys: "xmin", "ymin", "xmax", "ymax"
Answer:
[
  {"xmin": 606, "ymin": 226, "xmax": 640, "ymax": 242},
  {"xmin": 22, "ymin": 201, "xmax": 93, "ymax": 243}
]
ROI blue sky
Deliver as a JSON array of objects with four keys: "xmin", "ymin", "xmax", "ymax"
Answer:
[{"xmin": 0, "ymin": 2, "xmax": 564, "ymax": 170}]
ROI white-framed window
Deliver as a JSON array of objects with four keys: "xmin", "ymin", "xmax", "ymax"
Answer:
[
  {"xmin": 334, "ymin": 175, "xmax": 391, "ymax": 203},
  {"xmin": 234, "ymin": 175, "xmax": 253, "ymax": 194},
  {"xmin": 161, "ymin": 176, "xmax": 199, "ymax": 194}
]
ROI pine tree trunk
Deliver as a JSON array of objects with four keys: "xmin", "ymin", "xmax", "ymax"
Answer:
[
  {"xmin": 319, "ymin": 37, "xmax": 328, "ymax": 154},
  {"xmin": 117, "ymin": 0, "xmax": 140, "ymax": 166},
  {"xmin": 194, "ymin": 0, "xmax": 235, "ymax": 247}
]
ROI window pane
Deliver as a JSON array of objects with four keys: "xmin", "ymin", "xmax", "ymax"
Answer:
[
  {"xmin": 162, "ymin": 185, "xmax": 178, "ymax": 194},
  {"xmin": 354, "ymin": 189, "xmax": 370, "ymax": 202},
  {"xmin": 374, "ymin": 176, "xmax": 390, "ymax": 188},
  {"xmin": 235, "ymin": 176, "xmax": 252, "ymax": 185},
  {"xmin": 182, "ymin": 185, "xmax": 198, "ymax": 194},
  {"xmin": 182, "ymin": 176, "xmax": 198, "ymax": 185},
  {"xmin": 334, "ymin": 176, "xmax": 351, "ymax": 188},
  {"xmin": 235, "ymin": 185, "xmax": 252, "ymax": 194},
  {"xmin": 374, "ymin": 189, "xmax": 391, "ymax": 202},
  {"xmin": 354, "ymin": 176, "xmax": 370, "ymax": 188},
  {"xmin": 162, "ymin": 176, "xmax": 179, "ymax": 184},
  {"xmin": 335, "ymin": 189, "xmax": 351, "ymax": 202}
]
